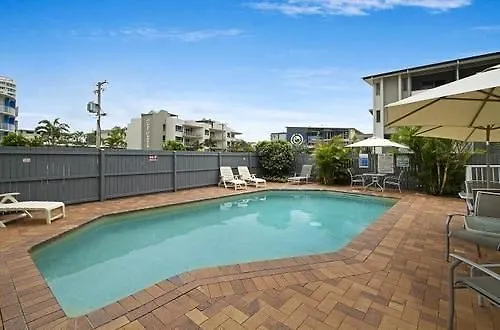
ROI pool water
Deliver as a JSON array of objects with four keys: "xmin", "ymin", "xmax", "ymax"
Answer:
[{"xmin": 31, "ymin": 190, "xmax": 394, "ymax": 317}]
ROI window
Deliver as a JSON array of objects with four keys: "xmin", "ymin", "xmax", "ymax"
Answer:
[
  {"xmin": 162, "ymin": 135, "xmax": 166, "ymax": 142},
  {"xmin": 227, "ymin": 133, "xmax": 231, "ymax": 138},
  {"xmin": 375, "ymin": 110, "xmax": 381, "ymax": 123},
  {"xmin": 175, "ymin": 136, "xmax": 183, "ymax": 142},
  {"xmin": 402, "ymin": 78, "xmax": 408, "ymax": 92},
  {"xmin": 162, "ymin": 124, "xmax": 166, "ymax": 131},
  {"xmin": 375, "ymin": 82, "xmax": 380, "ymax": 96},
  {"xmin": 175, "ymin": 125, "xmax": 183, "ymax": 132},
  {"xmin": 204, "ymin": 130, "xmax": 209, "ymax": 136}
]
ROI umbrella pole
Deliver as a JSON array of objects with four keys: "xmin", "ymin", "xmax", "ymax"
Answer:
[{"xmin": 486, "ymin": 126, "xmax": 491, "ymax": 188}]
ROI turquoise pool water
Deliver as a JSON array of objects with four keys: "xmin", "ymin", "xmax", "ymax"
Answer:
[{"xmin": 31, "ymin": 190, "xmax": 394, "ymax": 317}]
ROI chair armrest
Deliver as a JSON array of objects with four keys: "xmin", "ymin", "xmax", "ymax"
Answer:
[
  {"xmin": 446, "ymin": 213, "xmax": 466, "ymax": 234},
  {"xmin": 450, "ymin": 253, "xmax": 500, "ymax": 281},
  {"xmin": 471, "ymin": 263, "xmax": 500, "ymax": 277},
  {"xmin": 466, "ymin": 200, "xmax": 474, "ymax": 215}
]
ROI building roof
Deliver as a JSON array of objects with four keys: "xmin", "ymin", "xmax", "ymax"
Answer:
[
  {"xmin": 285, "ymin": 126, "xmax": 363, "ymax": 133},
  {"xmin": 362, "ymin": 51, "xmax": 500, "ymax": 81},
  {"xmin": 0, "ymin": 76, "xmax": 15, "ymax": 81}
]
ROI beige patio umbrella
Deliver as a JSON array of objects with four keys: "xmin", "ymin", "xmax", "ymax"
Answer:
[{"xmin": 385, "ymin": 64, "xmax": 500, "ymax": 185}]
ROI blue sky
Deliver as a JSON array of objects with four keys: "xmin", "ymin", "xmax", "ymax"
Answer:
[{"xmin": 2, "ymin": 0, "xmax": 499, "ymax": 141}]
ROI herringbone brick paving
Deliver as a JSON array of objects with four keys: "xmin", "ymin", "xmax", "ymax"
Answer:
[{"xmin": 0, "ymin": 184, "xmax": 499, "ymax": 329}]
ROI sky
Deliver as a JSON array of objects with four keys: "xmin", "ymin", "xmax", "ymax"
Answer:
[{"xmin": 2, "ymin": 0, "xmax": 499, "ymax": 142}]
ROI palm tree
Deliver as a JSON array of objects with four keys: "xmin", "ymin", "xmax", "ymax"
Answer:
[
  {"xmin": 104, "ymin": 127, "xmax": 127, "ymax": 149},
  {"xmin": 35, "ymin": 118, "xmax": 70, "ymax": 146},
  {"xmin": 71, "ymin": 131, "xmax": 87, "ymax": 146}
]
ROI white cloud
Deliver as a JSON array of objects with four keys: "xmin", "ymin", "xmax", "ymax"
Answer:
[
  {"xmin": 68, "ymin": 27, "xmax": 243, "ymax": 42},
  {"xmin": 116, "ymin": 28, "xmax": 243, "ymax": 42},
  {"xmin": 282, "ymin": 68, "xmax": 359, "ymax": 92},
  {"xmin": 248, "ymin": 0, "xmax": 471, "ymax": 16},
  {"xmin": 472, "ymin": 25, "xmax": 500, "ymax": 32}
]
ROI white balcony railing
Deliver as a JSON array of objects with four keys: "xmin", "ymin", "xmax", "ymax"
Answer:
[
  {"xmin": 0, "ymin": 123, "xmax": 15, "ymax": 131},
  {"xmin": 465, "ymin": 165, "xmax": 500, "ymax": 183},
  {"xmin": 0, "ymin": 106, "xmax": 16, "ymax": 116}
]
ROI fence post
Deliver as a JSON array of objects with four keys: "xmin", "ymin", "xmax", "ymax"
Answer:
[
  {"xmin": 218, "ymin": 152, "xmax": 222, "ymax": 168},
  {"xmin": 99, "ymin": 149, "xmax": 105, "ymax": 201},
  {"xmin": 173, "ymin": 151, "xmax": 177, "ymax": 192}
]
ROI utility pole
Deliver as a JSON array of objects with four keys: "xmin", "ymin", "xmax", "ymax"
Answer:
[{"xmin": 94, "ymin": 80, "xmax": 108, "ymax": 148}]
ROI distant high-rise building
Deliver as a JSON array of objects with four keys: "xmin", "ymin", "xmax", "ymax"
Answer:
[
  {"xmin": 0, "ymin": 76, "xmax": 18, "ymax": 140},
  {"xmin": 126, "ymin": 110, "xmax": 241, "ymax": 150}
]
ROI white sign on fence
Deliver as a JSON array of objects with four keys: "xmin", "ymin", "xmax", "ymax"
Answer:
[
  {"xmin": 358, "ymin": 153, "xmax": 369, "ymax": 169},
  {"xmin": 377, "ymin": 154, "xmax": 394, "ymax": 174}
]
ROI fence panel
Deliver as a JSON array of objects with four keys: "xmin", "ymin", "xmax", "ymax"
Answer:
[
  {"xmin": 0, "ymin": 147, "xmax": 100, "ymax": 204},
  {"xmin": 104, "ymin": 150, "xmax": 175, "ymax": 199},
  {"xmin": 176, "ymin": 152, "xmax": 219, "ymax": 190}
]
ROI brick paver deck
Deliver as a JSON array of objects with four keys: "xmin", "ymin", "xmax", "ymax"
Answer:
[{"xmin": 0, "ymin": 184, "xmax": 499, "ymax": 330}]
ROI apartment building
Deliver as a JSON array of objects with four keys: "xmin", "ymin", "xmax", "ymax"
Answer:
[
  {"xmin": 362, "ymin": 51, "xmax": 500, "ymax": 139},
  {"xmin": 0, "ymin": 76, "xmax": 18, "ymax": 140},
  {"xmin": 270, "ymin": 132, "xmax": 287, "ymax": 141},
  {"xmin": 126, "ymin": 110, "xmax": 241, "ymax": 150},
  {"xmin": 284, "ymin": 126, "xmax": 365, "ymax": 146}
]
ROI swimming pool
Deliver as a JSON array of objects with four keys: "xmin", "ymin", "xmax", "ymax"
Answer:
[{"xmin": 31, "ymin": 190, "xmax": 395, "ymax": 317}]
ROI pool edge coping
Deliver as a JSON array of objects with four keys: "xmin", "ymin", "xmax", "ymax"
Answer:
[{"xmin": 1, "ymin": 185, "xmax": 411, "ymax": 329}]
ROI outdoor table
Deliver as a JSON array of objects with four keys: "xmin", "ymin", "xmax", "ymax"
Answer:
[{"xmin": 362, "ymin": 173, "xmax": 386, "ymax": 192}]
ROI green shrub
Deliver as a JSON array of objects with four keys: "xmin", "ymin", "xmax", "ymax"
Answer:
[
  {"xmin": 391, "ymin": 127, "xmax": 471, "ymax": 195},
  {"xmin": 313, "ymin": 136, "xmax": 350, "ymax": 185},
  {"xmin": 262, "ymin": 176, "xmax": 289, "ymax": 183},
  {"xmin": 255, "ymin": 141, "xmax": 294, "ymax": 178},
  {"xmin": 162, "ymin": 140, "xmax": 186, "ymax": 151},
  {"xmin": 1, "ymin": 132, "xmax": 30, "ymax": 146}
]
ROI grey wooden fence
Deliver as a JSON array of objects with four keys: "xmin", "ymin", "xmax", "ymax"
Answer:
[
  {"xmin": 0, "ymin": 147, "xmax": 258, "ymax": 205},
  {"xmin": 3, "ymin": 147, "xmax": 495, "ymax": 205}
]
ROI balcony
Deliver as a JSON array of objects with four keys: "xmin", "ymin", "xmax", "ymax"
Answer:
[
  {"xmin": 0, "ymin": 123, "xmax": 15, "ymax": 131},
  {"xmin": 183, "ymin": 130, "xmax": 203, "ymax": 138},
  {"xmin": 0, "ymin": 106, "xmax": 16, "ymax": 116},
  {"xmin": 209, "ymin": 135, "xmax": 225, "ymax": 141},
  {"xmin": 183, "ymin": 134, "xmax": 203, "ymax": 139},
  {"xmin": 410, "ymin": 89, "xmax": 431, "ymax": 96}
]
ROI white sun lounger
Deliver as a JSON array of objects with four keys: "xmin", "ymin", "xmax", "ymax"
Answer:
[
  {"xmin": 288, "ymin": 165, "xmax": 313, "ymax": 185},
  {"xmin": 0, "ymin": 192, "xmax": 66, "ymax": 227},
  {"xmin": 219, "ymin": 167, "xmax": 247, "ymax": 190},
  {"xmin": 237, "ymin": 166, "xmax": 266, "ymax": 187}
]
